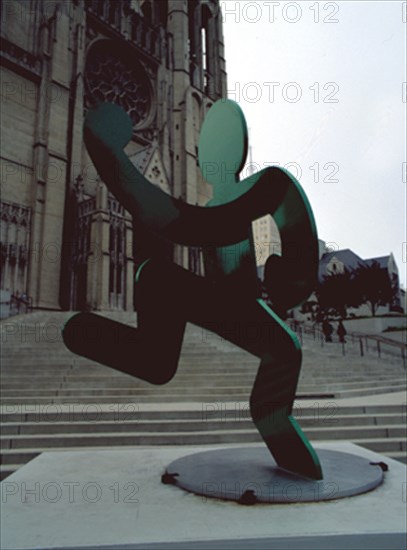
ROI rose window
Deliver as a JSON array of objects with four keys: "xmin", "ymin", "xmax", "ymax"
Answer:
[{"xmin": 85, "ymin": 42, "xmax": 151, "ymax": 128}]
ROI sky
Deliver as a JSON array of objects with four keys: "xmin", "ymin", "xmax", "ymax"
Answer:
[{"xmin": 221, "ymin": 0, "xmax": 406, "ymax": 288}]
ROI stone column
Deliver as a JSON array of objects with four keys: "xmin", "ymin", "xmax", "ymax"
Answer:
[
  {"xmin": 28, "ymin": 5, "xmax": 71, "ymax": 310},
  {"xmin": 167, "ymin": 0, "xmax": 190, "ymax": 202},
  {"xmin": 216, "ymin": 6, "xmax": 227, "ymax": 97},
  {"xmin": 88, "ymin": 183, "xmax": 110, "ymax": 310},
  {"xmin": 124, "ymin": 213, "xmax": 134, "ymax": 311}
]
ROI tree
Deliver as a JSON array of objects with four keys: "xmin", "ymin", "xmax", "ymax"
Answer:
[
  {"xmin": 316, "ymin": 268, "xmax": 361, "ymax": 319},
  {"xmin": 353, "ymin": 261, "xmax": 397, "ymax": 316}
]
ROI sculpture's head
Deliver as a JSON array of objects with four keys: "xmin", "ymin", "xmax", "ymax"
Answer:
[{"xmin": 198, "ymin": 99, "xmax": 248, "ymax": 191}]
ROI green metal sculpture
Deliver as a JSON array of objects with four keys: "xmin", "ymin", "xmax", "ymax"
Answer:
[{"xmin": 63, "ymin": 100, "xmax": 323, "ymax": 480}]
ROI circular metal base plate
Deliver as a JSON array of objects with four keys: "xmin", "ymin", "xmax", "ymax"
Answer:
[{"xmin": 163, "ymin": 447, "xmax": 384, "ymax": 503}]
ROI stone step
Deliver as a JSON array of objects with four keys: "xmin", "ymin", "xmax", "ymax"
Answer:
[
  {"xmin": 2, "ymin": 425, "xmax": 405, "ymax": 450},
  {"xmin": 348, "ymin": 437, "xmax": 406, "ymax": 452},
  {"xmin": 4, "ymin": 338, "xmax": 401, "ymax": 350},
  {"xmin": 0, "ymin": 361, "xmax": 385, "ymax": 377},
  {"xmin": 1, "ymin": 403, "xmax": 404, "ymax": 423},
  {"xmin": 2, "ymin": 344, "xmax": 402, "ymax": 355},
  {"xmin": 0, "ymin": 334, "xmax": 401, "ymax": 347},
  {"xmin": 6, "ymin": 345, "xmax": 402, "ymax": 360},
  {"xmin": 0, "ymin": 463, "xmax": 23, "ymax": 481},
  {"xmin": 0, "ymin": 387, "xmax": 334, "ymax": 397},
  {"xmin": 2, "ymin": 377, "xmax": 405, "ymax": 392},
  {"xmin": 2, "ymin": 377, "xmax": 402, "ymax": 390},
  {"xmin": 3, "ymin": 364, "xmax": 406, "ymax": 377},
  {"xmin": 9, "ymin": 357, "xmax": 394, "ymax": 368},
  {"xmin": 2, "ymin": 344, "xmax": 237, "ymax": 354},
  {"xmin": 2, "ymin": 369, "xmax": 403, "ymax": 379},
  {"xmin": 2, "ymin": 375, "xmax": 403, "ymax": 388},
  {"xmin": 2, "ymin": 375, "xmax": 405, "ymax": 396},
  {"xmin": 1, "ymin": 339, "xmax": 402, "ymax": 352},
  {"xmin": 334, "ymin": 385, "xmax": 407, "ymax": 398},
  {"xmin": 1, "ymin": 414, "xmax": 405, "ymax": 436},
  {"xmin": 0, "ymin": 430, "xmax": 264, "ymax": 451},
  {"xmin": 7, "ymin": 351, "xmax": 402, "ymax": 361},
  {"xmin": 2, "ymin": 354, "xmax": 404, "ymax": 369},
  {"xmin": 0, "ymin": 383, "xmax": 352, "ymax": 396},
  {"xmin": 385, "ymin": 450, "xmax": 407, "ymax": 464},
  {"xmin": 1, "ymin": 437, "xmax": 405, "ymax": 470},
  {"xmin": 0, "ymin": 393, "xmax": 337, "ymax": 405},
  {"xmin": 2, "ymin": 382, "xmax": 405, "ymax": 400}
]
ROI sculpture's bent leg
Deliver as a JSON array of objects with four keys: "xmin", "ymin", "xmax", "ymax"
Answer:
[
  {"xmin": 62, "ymin": 260, "xmax": 186, "ymax": 385},
  {"xmin": 248, "ymin": 302, "xmax": 322, "ymax": 480},
  {"xmin": 63, "ymin": 257, "xmax": 322, "ymax": 478},
  {"xmin": 174, "ymin": 281, "xmax": 323, "ymax": 478},
  {"xmin": 152, "ymin": 261, "xmax": 323, "ymax": 479}
]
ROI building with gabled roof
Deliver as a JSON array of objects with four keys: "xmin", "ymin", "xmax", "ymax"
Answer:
[
  {"xmin": 318, "ymin": 248, "xmax": 365, "ymax": 282},
  {"xmin": 317, "ymin": 246, "xmax": 403, "ymax": 315}
]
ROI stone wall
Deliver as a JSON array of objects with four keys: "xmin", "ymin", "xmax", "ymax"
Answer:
[
  {"xmin": 0, "ymin": 0, "xmax": 227, "ymax": 314},
  {"xmin": 343, "ymin": 316, "xmax": 407, "ymax": 335}
]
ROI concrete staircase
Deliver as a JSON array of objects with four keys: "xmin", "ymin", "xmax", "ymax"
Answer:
[{"xmin": 1, "ymin": 311, "xmax": 406, "ymax": 480}]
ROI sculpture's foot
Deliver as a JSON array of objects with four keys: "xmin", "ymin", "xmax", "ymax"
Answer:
[
  {"xmin": 253, "ymin": 409, "xmax": 323, "ymax": 480},
  {"xmin": 62, "ymin": 312, "xmax": 184, "ymax": 385}
]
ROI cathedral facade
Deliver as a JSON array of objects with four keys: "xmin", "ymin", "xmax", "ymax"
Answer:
[{"xmin": 1, "ymin": 0, "xmax": 227, "ymax": 313}]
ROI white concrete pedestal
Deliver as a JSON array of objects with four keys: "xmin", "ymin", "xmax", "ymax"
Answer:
[{"xmin": 1, "ymin": 442, "xmax": 406, "ymax": 549}]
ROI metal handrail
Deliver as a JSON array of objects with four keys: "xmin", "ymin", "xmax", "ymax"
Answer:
[{"xmin": 288, "ymin": 319, "xmax": 406, "ymax": 367}]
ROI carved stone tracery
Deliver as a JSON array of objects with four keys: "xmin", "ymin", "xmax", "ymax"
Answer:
[
  {"xmin": 85, "ymin": 41, "xmax": 152, "ymax": 128},
  {"xmin": 108, "ymin": 195, "xmax": 127, "ymax": 308},
  {"xmin": 0, "ymin": 201, "xmax": 31, "ymax": 294}
]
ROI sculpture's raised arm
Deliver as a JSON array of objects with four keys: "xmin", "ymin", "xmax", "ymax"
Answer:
[
  {"xmin": 85, "ymin": 102, "xmax": 319, "ymax": 306},
  {"xmin": 84, "ymin": 103, "xmax": 287, "ymax": 247}
]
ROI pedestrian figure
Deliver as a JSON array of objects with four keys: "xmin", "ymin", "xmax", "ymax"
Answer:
[
  {"xmin": 322, "ymin": 319, "xmax": 333, "ymax": 342},
  {"xmin": 337, "ymin": 320, "xmax": 347, "ymax": 344}
]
